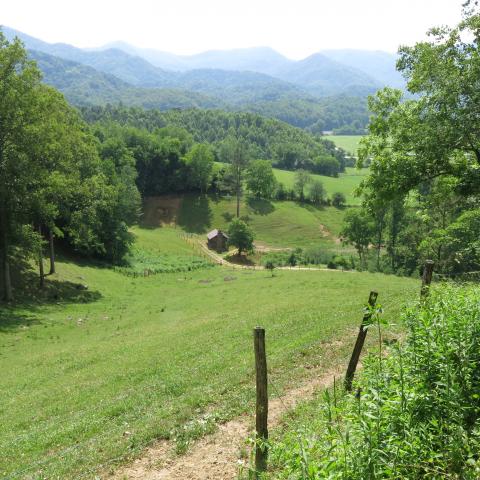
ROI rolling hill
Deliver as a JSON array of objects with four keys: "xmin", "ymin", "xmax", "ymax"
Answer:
[{"xmin": 2, "ymin": 26, "xmax": 378, "ymax": 131}]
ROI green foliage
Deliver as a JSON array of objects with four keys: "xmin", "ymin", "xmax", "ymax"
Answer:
[
  {"xmin": 294, "ymin": 170, "xmax": 312, "ymax": 201},
  {"xmin": 184, "ymin": 143, "xmax": 215, "ymax": 192},
  {"xmin": 308, "ymin": 180, "xmax": 326, "ymax": 205},
  {"xmin": 332, "ymin": 191, "xmax": 347, "ymax": 208},
  {"xmin": 81, "ymin": 106, "xmax": 349, "ymax": 177},
  {"xmin": 227, "ymin": 219, "xmax": 255, "ymax": 254},
  {"xmin": 246, "ymin": 160, "xmax": 277, "ymax": 198},
  {"xmin": 341, "ymin": 209, "xmax": 374, "ymax": 265},
  {"xmin": 269, "ymin": 285, "xmax": 480, "ymax": 479},
  {"xmin": 114, "ymin": 248, "xmax": 212, "ymax": 276}
]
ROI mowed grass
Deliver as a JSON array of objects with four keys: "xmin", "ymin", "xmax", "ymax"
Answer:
[
  {"xmin": 143, "ymin": 195, "xmax": 349, "ymax": 251},
  {"xmin": 324, "ymin": 135, "xmax": 364, "ymax": 156},
  {"xmin": 0, "ymin": 226, "xmax": 419, "ymax": 479}
]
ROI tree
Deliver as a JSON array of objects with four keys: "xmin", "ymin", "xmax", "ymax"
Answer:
[
  {"xmin": 340, "ymin": 209, "xmax": 374, "ymax": 266},
  {"xmin": 308, "ymin": 180, "xmax": 326, "ymax": 205},
  {"xmin": 0, "ymin": 32, "xmax": 42, "ymax": 300},
  {"xmin": 227, "ymin": 219, "xmax": 255, "ymax": 255},
  {"xmin": 294, "ymin": 169, "xmax": 312, "ymax": 202},
  {"xmin": 222, "ymin": 138, "xmax": 251, "ymax": 217},
  {"xmin": 331, "ymin": 192, "xmax": 346, "ymax": 208},
  {"xmin": 265, "ymin": 260, "xmax": 276, "ymax": 277},
  {"xmin": 246, "ymin": 160, "xmax": 277, "ymax": 198},
  {"xmin": 184, "ymin": 143, "xmax": 214, "ymax": 192},
  {"xmin": 358, "ymin": 7, "xmax": 480, "ymax": 204}
]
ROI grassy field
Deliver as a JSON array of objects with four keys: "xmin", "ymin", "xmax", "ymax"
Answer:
[
  {"xmin": 273, "ymin": 167, "xmax": 367, "ymax": 206},
  {"xmin": 214, "ymin": 163, "xmax": 367, "ymax": 206},
  {"xmin": 143, "ymin": 195, "xmax": 349, "ymax": 252},
  {"xmin": 0, "ymin": 226, "xmax": 419, "ymax": 479},
  {"xmin": 324, "ymin": 135, "xmax": 364, "ymax": 157}
]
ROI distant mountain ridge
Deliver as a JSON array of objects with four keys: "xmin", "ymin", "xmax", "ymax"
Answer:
[
  {"xmin": 2, "ymin": 26, "xmax": 402, "ymax": 97},
  {"xmin": 1, "ymin": 26, "xmax": 385, "ymax": 133}
]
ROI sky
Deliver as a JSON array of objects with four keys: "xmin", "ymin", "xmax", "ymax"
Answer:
[{"xmin": 1, "ymin": 0, "xmax": 466, "ymax": 59}]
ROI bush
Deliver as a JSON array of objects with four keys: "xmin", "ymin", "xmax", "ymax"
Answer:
[
  {"xmin": 269, "ymin": 285, "xmax": 480, "ymax": 479},
  {"xmin": 331, "ymin": 191, "xmax": 346, "ymax": 208}
]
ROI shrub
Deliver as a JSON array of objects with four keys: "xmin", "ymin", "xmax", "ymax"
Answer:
[
  {"xmin": 268, "ymin": 285, "xmax": 480, "ymax": 479},
  {"xmin": 332, "ymin": 191, "xmax": 346, "ymax": 208}
]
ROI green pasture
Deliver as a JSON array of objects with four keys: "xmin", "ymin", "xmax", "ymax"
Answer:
[
  {"xmin": 142, "ymin": 195, "xmax": 349, "ymax": 251},
  {"xmin": 324, "ymin": 135, "xmax": 364, "ymax": 157},
  {"xmin": 0, "ymin": 226, "xmax": 419, "ymax": 479}
]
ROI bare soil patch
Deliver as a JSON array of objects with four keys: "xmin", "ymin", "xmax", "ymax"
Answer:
[{"xmin": 112, "ymin": 364, "xmax": 343, "ymax": 480}]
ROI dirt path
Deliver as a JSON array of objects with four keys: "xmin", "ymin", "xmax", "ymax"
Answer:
[
  {"xmin": 112, "ymin": 365, "xmax": 343, "ymax": 480},
  {"xmin": 191, "ymin": 238, "xmax": 351, "ymax": 273}
]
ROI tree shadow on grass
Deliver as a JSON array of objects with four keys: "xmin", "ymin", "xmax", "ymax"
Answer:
[
  {"xmin": 177, "ymin": 194, "xmax": 213, "ymax": 234},
  {"xmin": 0, "ymin": 258, "xmax": 102, "ymax": 332},
  {"xmin": 297, "ymin": 201, "xmax": 327, "ymax": 212},
  {"xmin": 246, "ymin": 197, "xmax": 275, "ymax": 216}
]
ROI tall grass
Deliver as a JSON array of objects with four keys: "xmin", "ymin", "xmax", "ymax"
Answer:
[{"xmin": 268, "ymin": 285, "xmax": 480, "ymax": 479}]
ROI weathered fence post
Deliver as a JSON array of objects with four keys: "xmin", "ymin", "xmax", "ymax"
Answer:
[
  {"xmin": 344, "ymin": 291, "xmax": 378, "ymax": 392},
  {"xmin": 254, "ymin": 326, "xmax": 268, "ymax": 476},
  {"xmin": 420, "ymin": 260, "xmax": 434, "ymax": 298}
]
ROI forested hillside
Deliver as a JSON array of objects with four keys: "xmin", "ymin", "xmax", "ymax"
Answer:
[
  {"xmin": 2, "ymin": 26, "xmax": 382, "ymax": 133},
  {"xmin": 82, "ymin": 106, "xmax": 350, "ymax": 175},
  {"xmin": 30, "ymin": 50, "xmax": 225, "ymax": 110}
]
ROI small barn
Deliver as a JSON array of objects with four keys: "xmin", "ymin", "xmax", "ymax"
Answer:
[{"xmin": 207, "ymin": 229, "xmax": 229, "ymax": 252}]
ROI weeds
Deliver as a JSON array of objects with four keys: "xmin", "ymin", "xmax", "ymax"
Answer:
[{"xmin": 268, "ymin": 285, "xmax": 480, "ymax": 479}]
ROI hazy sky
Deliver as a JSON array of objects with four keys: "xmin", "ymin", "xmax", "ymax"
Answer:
[{"xmin": 1, "ymin": 0, "xmax": 465, "ymax": 59}]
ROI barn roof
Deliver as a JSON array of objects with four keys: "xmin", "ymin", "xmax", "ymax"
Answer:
[{"xmin": 207, "ymin": 229, "xmax": 229, "ymax": 240}]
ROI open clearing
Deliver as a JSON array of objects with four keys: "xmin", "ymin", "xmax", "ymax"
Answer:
[
  {"xmin": 0, "ymin": 226, "xmax": 418, "ymax": 479},
  {"xmin": 143, "ymin": 195, "xmax": 350, "ymax": 253},
  {"xmin": 213, "ymin": 163, "xmax": 367, "ymax": 206},
  {"xmin": 324, "ymin": 135, "xmax": 364, "ymax": 157}
]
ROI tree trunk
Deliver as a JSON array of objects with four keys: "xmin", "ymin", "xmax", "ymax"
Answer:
[
  {"xmin": 236, "ymin": 185, "xmax": 240, "ymax": 218},
  {"xmin": 0, "ymin": 203, "xmax": 12, "ymax": 301},
  {"xmin": 38, "ymin": 225, "xmax": 45, "ymax": 289},
  {"xmin": 48, "ymin": 228, "xmax": 55, "ymax": 275},
  {"xmin": 376, "ymin": 217, "xmax": 384, "ymax": 270}
]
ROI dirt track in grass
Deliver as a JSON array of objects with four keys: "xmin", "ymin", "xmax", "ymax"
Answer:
[{"xmin": 112, "ymin": 363, "xmax": 344, "ymax": 480}]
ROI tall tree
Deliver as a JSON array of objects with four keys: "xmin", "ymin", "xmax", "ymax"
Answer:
[
  {"xmin": 246, "ymin": 160, "xmax": 277, "ymax": 198},
  {"xmin": 0, "ymin": 32, "xmax": 42, "ymax": 300},
  {"xmin": 184, "ymin": 143, "xmax": 214, "ymax": 193},
  {"xmin": 294, "ymin": 169, "xmax": 312, "ymax": 202},
  {"xmin": 222, "ymin": 138, "xmax": 251, "ymax": 217}
]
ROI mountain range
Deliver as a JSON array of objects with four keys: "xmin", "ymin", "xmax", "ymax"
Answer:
[{"xmin": 2, "ymin": 26, "xmax": 404, "ymax": 131}]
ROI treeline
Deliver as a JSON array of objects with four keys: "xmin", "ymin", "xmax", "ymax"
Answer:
[
  {"xmin": 82, "ymin": 106, "xmax": 353, "ymax": 176},
  {"xmin": 341, "ymin": 7, "xmax": 480, "ymax": 276},
  {"xmin": 0, "ymin": 34, "xmax": 140, "ymax": 301}
]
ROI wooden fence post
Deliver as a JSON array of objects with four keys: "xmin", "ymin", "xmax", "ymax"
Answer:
[
  {"xmin": 254, "ymin": 326, "xmax": 268, "ymax": 475},
  {"xmin": 420, "ymin": 260, "xmax": 434, "ymax": 298},
  {"xmin": 344, "ymin": 291, "xmax": 378, "ymax": 392}
]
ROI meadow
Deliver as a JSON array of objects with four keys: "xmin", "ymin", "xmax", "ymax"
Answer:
[
  {"xmin": 0, "ymin": 226, "xmax": 419, "ymax": 479},
  {"xmin": 324, "ymin": 135, "xmax": 364, "ymax": 156},
  {"xmin": 272, "ymin": 166, "xmax": 367, "ymax": 206},
  {"xmin": 142, "ymin": 195, "xmax": 349, "ymax": 253},
  {"xmin": 213, "ymin": 163, "xmax": 367, "ymax": 206}
]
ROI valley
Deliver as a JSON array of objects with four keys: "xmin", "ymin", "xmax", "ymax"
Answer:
[{"xmin": 2, "ymin": 4, "xmax": 480, "ymax": 478}]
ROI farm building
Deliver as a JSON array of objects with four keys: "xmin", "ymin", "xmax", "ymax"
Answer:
[{"xmin": 207, "ymin": 229, "xmax": 229, "ymax": 252}]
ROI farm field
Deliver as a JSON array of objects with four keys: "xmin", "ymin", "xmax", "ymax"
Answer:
[
  {"xmin": 324, "ymin": 135, "xmax": 364, "ymax": 157},
  {"xmin": 0, "ymin": 226, "xmax": 419, "ymax": 479},
  {"xmin": 143, "ymin": 195, "xmax": 349, "ymax": 252}
]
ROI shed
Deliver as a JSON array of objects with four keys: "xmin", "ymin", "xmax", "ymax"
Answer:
[{"xmin": 207, "ymin": 229, "xmax": 229, "ymax": 252}]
